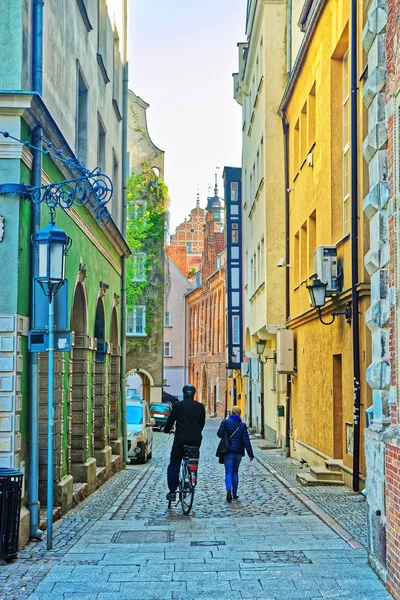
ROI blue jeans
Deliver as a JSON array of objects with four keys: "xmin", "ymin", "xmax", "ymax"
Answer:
[{"xmin": 224, "ymin": 452, "xmax": 242, "ymax": 495}]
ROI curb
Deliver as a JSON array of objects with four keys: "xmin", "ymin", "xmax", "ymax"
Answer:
[{"xmin": 255, "ymin": 453, "xmax": 365, "ymax": 551}]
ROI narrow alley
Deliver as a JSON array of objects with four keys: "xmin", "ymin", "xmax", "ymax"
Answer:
[{"xmin": 1, "ymin": 422, "xmax": 391, "ymax": 600}]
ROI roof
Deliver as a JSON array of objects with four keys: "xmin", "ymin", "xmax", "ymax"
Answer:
[{"xmin": 215, "ymin": 233, "xmax": 225, "ymax": 255}]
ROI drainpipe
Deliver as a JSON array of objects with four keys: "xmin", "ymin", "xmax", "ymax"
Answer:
[
  {"xmin": 248, "ymin": 359, "xmax": 253, "ymax": 428},
  {"xmin": 120, "ymin": 0, "xmax": 129, "ymax": 464},
  {"xmin": 282, "ymin": 114, "xmax": 292, "ymax": 458},
  {"xmin": 350, "ymin": 0, "xmax": 361, "ymax": 492},
  {"xmin": 28, "ymin": 0, "xmax": 44, "ymax": 540}
]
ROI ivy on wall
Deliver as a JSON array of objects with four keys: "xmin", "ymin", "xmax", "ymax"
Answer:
[{"xmin": 126, "ymin": 162, "xmax": 168, "ymax": 346}]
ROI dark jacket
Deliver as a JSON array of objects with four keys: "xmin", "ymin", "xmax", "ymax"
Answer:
[
  {"xmin": 164, "ymin": 398, "xmax": 206, "ymax": 446},
  {"xmin": 217, "ymin": 415, "xmax": 254, "ymax": 458}
]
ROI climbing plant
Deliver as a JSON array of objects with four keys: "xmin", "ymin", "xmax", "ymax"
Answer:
[{"xmin": 126, "ymin": 162, "xmax": 169, "ymax": 343}]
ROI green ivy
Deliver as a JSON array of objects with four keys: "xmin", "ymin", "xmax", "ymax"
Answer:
[{"xmin": 126, "ymin": 163, "xmax": 168, "ymax": 342}]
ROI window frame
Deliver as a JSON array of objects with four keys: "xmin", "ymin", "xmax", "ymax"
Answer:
[
  {"xmin": 163, "ymin": 341, "xmax": 172, "ymax": 357},
  {"xmin": 127, "ymin": 305, "xmax": 146, "ymax": 337}
]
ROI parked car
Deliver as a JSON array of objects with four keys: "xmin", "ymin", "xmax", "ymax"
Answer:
[
  {"xmin": 149, "ymin": 402, "xmax": 172, "ymax": 430},
  {"xmin": 126, "ymin": 400, "xmax": 155, "ymax": 463},
  {"xmin": 127, "ymin": 389, "xmax": 143, "ymax": 402}
]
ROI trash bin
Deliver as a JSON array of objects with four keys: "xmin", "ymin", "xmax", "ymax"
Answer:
[{"xmin": 0, "ymin": 468, "xmax": 24, "ymax": 561}]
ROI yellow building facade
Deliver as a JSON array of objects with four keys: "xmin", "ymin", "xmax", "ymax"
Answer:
[{"xmin": 281, "ymin": 0, "xmax": 371, "ymax": 485}]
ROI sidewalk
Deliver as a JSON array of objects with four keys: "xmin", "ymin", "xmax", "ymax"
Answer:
[{"xmin": 252, "ymin": 445, "xmax": 367, "ymax": 548}]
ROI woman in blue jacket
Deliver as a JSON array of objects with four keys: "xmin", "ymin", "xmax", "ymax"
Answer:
[{"xmin": 217, "ymin": 406, "xmax": 254, "ymax": 502}]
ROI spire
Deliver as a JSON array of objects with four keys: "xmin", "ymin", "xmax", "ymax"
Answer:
[
  {"xmin": 214, "ymin": 173, "xmax": 218, "ymax": 197},
  {"xmin": 196, "ymin": 186, "xmax": 200, "ymax": 208}
]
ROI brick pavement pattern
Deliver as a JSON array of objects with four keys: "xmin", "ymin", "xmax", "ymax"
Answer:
[{"xmin": 0, "ymin": 420, "xmax": 392, "ymax": 600}]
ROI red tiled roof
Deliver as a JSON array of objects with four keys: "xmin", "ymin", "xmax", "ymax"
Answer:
[{"xmin": 215, "ymin": 233, "xmax": 225, "ymax": 255}]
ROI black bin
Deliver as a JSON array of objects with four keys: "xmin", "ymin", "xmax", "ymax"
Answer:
[{"xmin": 0, "ymin": 468, "xmax": 23, "ymax": 561}]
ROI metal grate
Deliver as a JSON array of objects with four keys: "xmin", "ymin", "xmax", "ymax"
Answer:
[
  {"xmin": 111, "ymin": 530, "xmax": 174, "ymax": 544},
  {"xmin": 191, "ymin": 541, "xmax": 226, "ymax": 547},
  {"xmin": 243, "ymin": 550, "xmax": 311, "ymax": 564}
]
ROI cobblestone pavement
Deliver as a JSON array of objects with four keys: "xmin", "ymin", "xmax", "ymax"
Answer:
[
  {"xmin": 0, "ymin": 420, "xmax": 392, "ymax": 600},
  {"xmin": 253, "ymin": 448, "xmax": 367, "ymax": 548}
]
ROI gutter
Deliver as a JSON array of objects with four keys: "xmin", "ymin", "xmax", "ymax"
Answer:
[
  {"xmin": 120, "ymin": 0, "xmax": 129, "ymax": 464},
  {"xmin": 28, "ymin": 0, "xmax": 44, "ymax": 541}
]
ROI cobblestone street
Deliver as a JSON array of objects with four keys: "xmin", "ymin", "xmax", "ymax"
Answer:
[{"xmin": 0, "ymin": 421, "xmax": 392, "ymax": 600}]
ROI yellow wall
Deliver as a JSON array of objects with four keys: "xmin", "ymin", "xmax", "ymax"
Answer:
[{"xmin": 285, "ymin": 0, "xmax": 370, "ymax": 474}]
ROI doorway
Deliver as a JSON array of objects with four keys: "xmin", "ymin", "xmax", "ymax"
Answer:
[{"xmin": 333, "ymin": 354, "xmax": 343, "ymax": 459}]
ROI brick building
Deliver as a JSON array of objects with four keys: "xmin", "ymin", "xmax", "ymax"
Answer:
[
  {"xmin": 382, "ymin": 0, "xmax": 400, "ymax": 595},
  {"xmin": 187, "ymin": 211, "xmax": 227, "ymax": 417},
  {"xmin": 169, "ymin": 196, "xmax": 206, "ymax": 274}
]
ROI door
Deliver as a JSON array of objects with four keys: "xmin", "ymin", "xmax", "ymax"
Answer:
[{"xmin": 332, "ymin": 354, "xmax": 343, "ymax": 459}]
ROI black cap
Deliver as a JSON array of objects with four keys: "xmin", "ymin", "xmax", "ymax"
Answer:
[{"xmin": 182, "ymin": 384, "xmax": 196, "ymax": 399}]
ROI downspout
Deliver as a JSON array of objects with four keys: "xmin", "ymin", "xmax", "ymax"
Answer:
[
  {"xmin": 350, "ymin": 0, "xmax": 361, "ymax": 492},
  {"xmin": 28, "ymin": 0, "xmax": 44, "ymax": 540},
  {"xmin": 120, "ymin": 0, "xmax": 128, "ymax": 464},
  {"xmin": 282, "ymin": 114, "xmax": 291, "ymax": 458}
]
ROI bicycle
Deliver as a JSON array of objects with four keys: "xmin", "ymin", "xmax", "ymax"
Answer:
[{"xmin": 168, "ymin": 445, "xmax": 199, "ymax": 515}]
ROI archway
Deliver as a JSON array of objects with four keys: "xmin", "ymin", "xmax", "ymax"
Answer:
[
  {"xmin": 109, "ymin": 307, "xmax": 121, "ymax": 453},
  {"xmin": 93, "ymin": 297, "xmax": 108, "ymax": 466},
  {"xmin": 70, "ymin": 282, "xmax": 90, "ymax": 479}
]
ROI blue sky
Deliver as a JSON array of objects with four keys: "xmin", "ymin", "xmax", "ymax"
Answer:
[{"xmin": 128, "ymin": 0, "xmax": 246, "ymax": 234}]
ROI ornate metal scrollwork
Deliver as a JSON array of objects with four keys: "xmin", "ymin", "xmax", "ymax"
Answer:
[{"xmin": 0, "ymin": 131, "xmax": 113, "ymax": 226}]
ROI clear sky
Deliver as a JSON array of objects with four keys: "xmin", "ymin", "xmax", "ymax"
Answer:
[{"xmin": 128, "ymin": 0, "xmax": 246, "ymax": 235}]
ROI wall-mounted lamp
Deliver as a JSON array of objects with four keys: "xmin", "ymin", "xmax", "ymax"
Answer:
[
  {"xmin": 256, "ymin": 339, "xmax": 277, "ymax": 364},
  {"xmin": 306, "ymin": 277, "xmax": 351, "ymax": 326}
]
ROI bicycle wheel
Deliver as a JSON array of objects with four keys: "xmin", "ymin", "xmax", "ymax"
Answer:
[{"xmin": 180, "ymin": 469, "xmax": 195, "ymax": 515}]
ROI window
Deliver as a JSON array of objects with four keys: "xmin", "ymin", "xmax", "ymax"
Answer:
[
  {"xmin": 231, "ymin": 181, "xmax": 239, "ymax": 202},
  {"xmin": 127, "ymin": 306, "xmax": 146, "ymax": 336},
  {"xmin": 301, "ymin": 102, "xmax": 307, "ymax": 161},
  {"xmin": 294, "ymin": 232, "xmax": 300, "ymax": 286},
  {"xmin": 132, "ymin": 253, "xmax": 146, "ymax": 282},
  {"xmin": 232, "ymin": 223, "xmax": 238, "ymax": 244},
  {"xmin": 186, "ymin": 241, "xmax": 192, "ymax": 252},
  {"xmin": 260, "ymin": 136, "xmax": 264, "ymax": 179},
  {"xmin": 76, "ymin": 66, "xmax": 88, "ymax": 164},
  {"xmin": 163, "ymin": 341, "xmax": 172, "ymax": 357},
  {"xmin": 342, "ymin": 51, "xmax": 350, "ymax": 235},
  {"xmin": 164, "ymin": 310, "xmax": 172, "ymax": 327},
  {"xmin": 113, "ymin": 29, "xmax": 121, "ymax": 104},
  {"xmin": 293, "ymin": 120, "xmax": 300, "ymax": 173},
  {"xmin": 301, "ymin": 221, "xmax": 308, "ymax": 280},
  {"xmin": 308, "ymin": 83, "xmax": 316, "ymax": 148},
  {"xmin": 128, "ymin": 200, "xmax": 146, "ymax": 221},
  {"xmin": 232, "ymin": 315, "xmax": 240, "ymax": 344},
  {"xmin": 98, "ymin": 116, "xmax": 106, "ymax": 172},
  {"xmin": 112, "ymin": 151, "xmax": 120, "ymax": 225},
  {"xmin": 308, "ymin": 211, "xmax": 316, "ymax": 274}
]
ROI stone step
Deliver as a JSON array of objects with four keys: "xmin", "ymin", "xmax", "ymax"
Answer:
[
  {"xmin": 296, "ymin": 472, "xmax": 345, "ymax": 486},
  {"xmin": 309, "ymin": 466, "xmax": 344, "ymax": 481},
  {"xmin": 72, "ymin": 482, "xmax": 88, "ymax": 505},
  {"xmin": 325, "ymin": 458, "xmax": 344, "ymax": 472}
]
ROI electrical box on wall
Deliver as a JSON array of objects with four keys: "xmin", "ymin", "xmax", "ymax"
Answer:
[
  {"xmin": 277, "ymin": 329, "xmax": 294, "ymax": 374},
  {"xmin": 313, "ymin": 245, "xmax": 339, "ymax": 293}
]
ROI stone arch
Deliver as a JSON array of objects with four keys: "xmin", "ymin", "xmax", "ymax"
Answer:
[
  {"xmin": 93, "ymin": 297, "xmax": 108, "ymax": 466},
  {"xmin": 70, "ymin": 281, "xmax": 91, "ymax": 481},
  {"xmin": 109, "ymin": 306, "xmax": 121, "ymax": 452}
]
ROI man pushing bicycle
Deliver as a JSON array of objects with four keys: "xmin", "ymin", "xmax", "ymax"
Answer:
[{"xmin": 164, "ymin": 384, "xmax": 206, "ymax": 501}]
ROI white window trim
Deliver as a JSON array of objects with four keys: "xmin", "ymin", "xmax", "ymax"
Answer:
[
  {"xmin": 163, "ymin": 341, "xmax": 172, "ymax": 357},
  {"xmin": 132, "ymin": 252, "xmax": 146, "ymax": 282},
  {"xmin": 127, "ymin": 305, "xmax": 146, "ymax": 337},
  {"xmin": 342, "ymin": 50, "xmax": 350, "ymax": 236},
  {"xmin": 164, "ymin": 310, "xmax": 172, "ymax": 327}
]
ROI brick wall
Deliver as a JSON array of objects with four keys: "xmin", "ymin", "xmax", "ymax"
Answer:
[
  {"xmin": 165, "ymin": 245, "xmax": 188, "ymax": 276},
  {"xmin": 386, "ymin": 445, "xmax": 400, "ymax": 597},
  {"xmin": 385, "ymin": 2, "xmax": 400, "ymax": 596}
]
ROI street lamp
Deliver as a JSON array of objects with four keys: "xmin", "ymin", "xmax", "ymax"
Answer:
[
  {"xmin": 306, "ymin": 277, "xmax": 351, "ymax": 325},
  {"xmin": 32, "ymin": 218, "xmax": 71, "ymax": 550}
]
